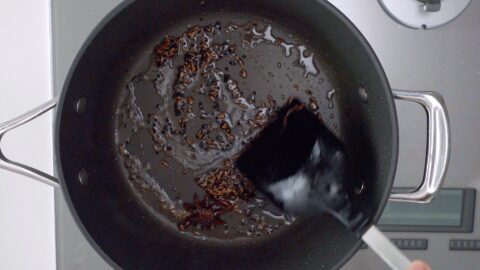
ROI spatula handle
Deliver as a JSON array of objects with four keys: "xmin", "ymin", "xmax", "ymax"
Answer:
[{"xmin": 361, "ymin": 225, "xmax": 411, "ymax": 270}]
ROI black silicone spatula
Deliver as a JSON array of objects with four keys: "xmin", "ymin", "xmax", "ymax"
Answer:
[{"xmin": 236, "ymin": 98, "xmax": 410, "ymax": 270}]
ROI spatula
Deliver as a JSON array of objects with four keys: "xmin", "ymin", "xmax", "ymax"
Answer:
[{"xmin": 236, "ymin": 98, "xmax": 411, "ymax": 270}]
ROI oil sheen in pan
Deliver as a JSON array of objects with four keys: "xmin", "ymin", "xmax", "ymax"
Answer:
[{"xmin": 115, "ymin": 15, "xmax": 340, "ymax": 240}]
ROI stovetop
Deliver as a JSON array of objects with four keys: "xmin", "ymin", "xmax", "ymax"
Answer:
[{"xmin": 51, "ymin": 1, "xmax": 480, "ymax": 269}]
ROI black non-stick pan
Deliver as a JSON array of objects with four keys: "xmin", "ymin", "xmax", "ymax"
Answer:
[{"xmin": 0, "ymin": 0, "xmax": 450, "ymax": 269}]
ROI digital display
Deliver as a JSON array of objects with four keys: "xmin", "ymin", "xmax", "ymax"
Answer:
[{"xmin": 378, "ymin": 189, "xmax": 476, "ymax": 232}]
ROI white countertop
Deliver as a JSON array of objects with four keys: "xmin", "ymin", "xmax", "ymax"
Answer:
[{"xmin": 0, "ymin": 1, "xmax": 55, "ymax": 269}]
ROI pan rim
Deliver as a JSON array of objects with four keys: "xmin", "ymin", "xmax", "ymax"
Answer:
[
  {"xmin": 54, "ymin": 1, "xmax": 135, "ymax": 269},
  {"xmin": 316, "ymin": 1, "xmax": 399, "ymax": 269}
]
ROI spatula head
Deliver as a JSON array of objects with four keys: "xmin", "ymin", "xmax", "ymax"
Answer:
[{"xmin": 236, "ymin": 98, "xmax": 369, "ymax": 234}]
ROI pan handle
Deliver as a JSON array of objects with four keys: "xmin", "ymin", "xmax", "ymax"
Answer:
[
  {"xmin": 389, "ymin": 89, "xmax": 450, "ymax": 203},
  {"xmin": 0, "ymin": 98, "xmax": 59, "ymax": 188}
]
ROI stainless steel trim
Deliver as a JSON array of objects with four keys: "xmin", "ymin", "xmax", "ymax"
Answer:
[
  {"xmin": 361, "ymin": 225, "xmax": 411, "ymax": 270},
  {"xmin": 0, "ymin": 98, "xmax": 59, "ymax": 187},
  {"xmin": 390, "ymin": 89, "xmax": 450, "ymax": 203}
]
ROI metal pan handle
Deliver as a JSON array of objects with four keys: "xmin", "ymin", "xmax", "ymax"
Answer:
[
  {"xmin": 0, "ymin": 98, "xmax": 59, "ymax": 188},
  {"xmin": 389, "ymin": 89, "xmax": 450, "ymax": 203}
]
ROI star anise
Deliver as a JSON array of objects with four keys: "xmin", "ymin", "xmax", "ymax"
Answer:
[{"xmin": 178, "ymin": 194, "xmax": 233, "ymax": 231}]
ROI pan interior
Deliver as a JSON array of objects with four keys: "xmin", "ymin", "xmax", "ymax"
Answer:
[
  {"xmin": 115, "ymin": 12, "xmax": 342, "ymax": 241},
  {"xmin": 57, "ymin": 0, "xmax": 396, "ymax": 269}
]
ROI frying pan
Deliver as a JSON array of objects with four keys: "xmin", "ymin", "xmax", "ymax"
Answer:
[{"xmin": 0, "ymin": 0, "xmax": 450, "ymax": 269}]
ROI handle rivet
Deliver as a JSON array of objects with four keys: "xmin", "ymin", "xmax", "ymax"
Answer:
[
  {"xmin": 78, "ymin": 168, "xmax": 89, "ymax": 186},
  {"xmin": 354, "ymin": 181, "xmax": 365, "ymax": 195},
  {"xmin": 75, "ymin": 97, "xmax": 87, "ymax": 114}
]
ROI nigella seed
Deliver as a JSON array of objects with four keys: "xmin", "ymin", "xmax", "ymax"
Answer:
[{"xmin": 223, "ymin": 74, "xmax": 231, "ymax": 83}]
